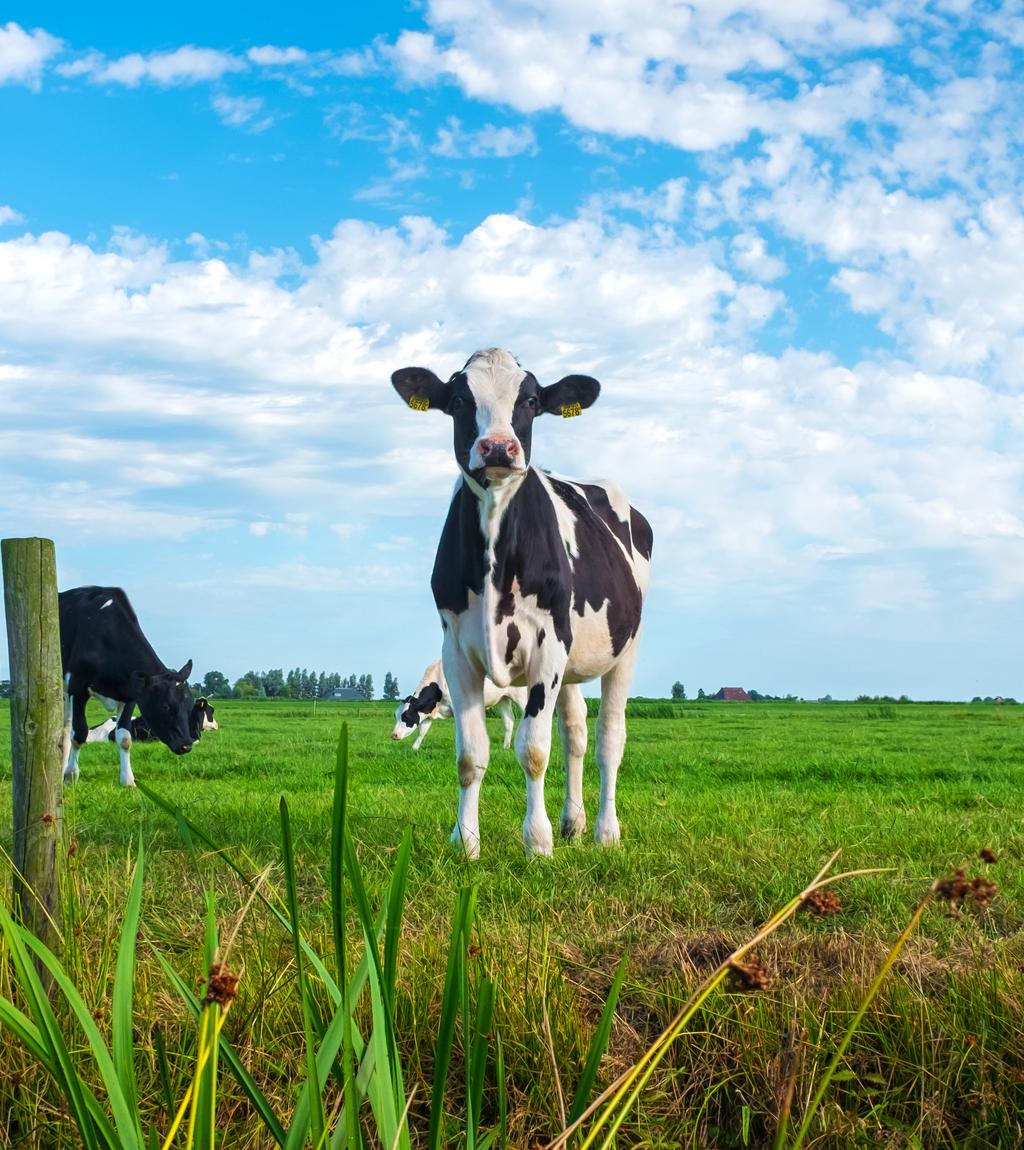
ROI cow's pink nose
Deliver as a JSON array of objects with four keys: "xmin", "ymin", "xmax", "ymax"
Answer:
[{"xmin": 479, "ymin": 437, "xmax": 519, "ymax": 458}]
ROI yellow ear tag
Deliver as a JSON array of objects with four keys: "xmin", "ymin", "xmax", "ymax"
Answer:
[
  {"xmin": 561, "ymin": 402, "xmax": 582, "ymax": 418},
  {"xmin": 409, "ymin": 395, "xmax": 430, "ymax": 412}
]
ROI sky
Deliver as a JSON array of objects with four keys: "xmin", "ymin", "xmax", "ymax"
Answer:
[{"xmin": 1, "ymin": 1, "xmax": 1022, "ymax": 701}]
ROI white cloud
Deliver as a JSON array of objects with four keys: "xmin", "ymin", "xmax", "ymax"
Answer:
[
  {"xmin": 212, "ymin": 92, "xmax": 273, "ymax": 132},
  {"xmin": 68, "ymin": 45, "xmax": 245, "ymax": 87},
  {"xmin": 0, "ymin": 21, "xmax": 61, "ymax": 87},
  {"xmin": 391, "ymin": 0, "xmax": 894, "ymax": 151},
  {"xmin": 432, "ymin": 117, "xmax": 538, "ymax": 158},
  {"xmin": 0, "ymin": 205, "xmax": 25, "ymax": 227},
  {"xmin": 247, "ymin": 45, "xmax": 308, "ymax": 66}
]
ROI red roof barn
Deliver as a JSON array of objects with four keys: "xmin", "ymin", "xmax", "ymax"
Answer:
[{"xmin": 713, "ymin": 687, "xmax": 751, "ymax": 702}]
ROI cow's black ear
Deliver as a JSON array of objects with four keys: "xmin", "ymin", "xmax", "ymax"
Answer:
[
  {"xmin": 196, "ymin": 696, "xmax": 208, "ymax": 708},
  {"xmin": 129, "ymin": 670, "xmax": 152, "ymax": 694},
  {"xmin": 178, "ymin": 659, "xmax": 193, "ymax": 681},
  {"xmin": 538, "ymin": 374, "xmax": 601, "ymax": 416},
  {"xmin": 391, "ymin": 367, "xmax": 450, "ymax": 414}
]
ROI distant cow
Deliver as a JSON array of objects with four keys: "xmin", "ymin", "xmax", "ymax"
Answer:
[
  {"xmin": 391, "ymin": 659, "xmax": 526, "ymax": 750},
  {"xmin": 60, "ymin": 586, "xmax": 197, "ymax": 787},
  {"xmin": 87, "ymin": 697, "xmax": 218, "ymax": 746},
  {"xmin": 392, "ymin": 348, "xmax": 652, "ymax": 858}
]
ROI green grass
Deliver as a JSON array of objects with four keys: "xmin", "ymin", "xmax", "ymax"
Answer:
[{"xmin": 0, "ymin": 699, "xmax": 1022, "ymax": 1147}]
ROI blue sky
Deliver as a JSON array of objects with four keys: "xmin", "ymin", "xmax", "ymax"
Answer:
[{"xmin": 1, "ymin": 2, "xmax": 1023, "ymax": 700}]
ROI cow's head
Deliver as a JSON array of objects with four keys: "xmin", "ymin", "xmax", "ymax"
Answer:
[
  {"xmin": 189, "ymin": 697, "xmax": 218, "ymax": 742},
  {"xmin": 391, "ymin": 682, "xmax": 444, "ymax": 740},
  {"xmin": 392, "ymin": 348, "xmax": 600, "ymax": 483},
  {"xmin": 129, "ymin": 660, "xmax": 195, "ymax": 755}
]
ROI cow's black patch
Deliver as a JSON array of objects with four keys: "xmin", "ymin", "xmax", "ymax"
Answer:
[
  {"xmin": 551, "ymin": 672, "xmax": 559, "ymax": 690},
  {"xmin": 505, "ymin": 622, "xmax": 521, "ymax": 664},
  {"xmin": 630, "ymin": 507, "xmax": 654, "ymax": 561},
  {"xmin": 547, "ymin": 478, "xmax": 645, "ymax": 656},
  {"xmin": 432, "ymin": 482, "xmax": 488, "ymax": 615},
  {"xmin": 525, "ymin": 683, "xmax": 546, "ymax": 717},
  {"xmin": 491, "ymin": 470, "xmax": 574, "ymax": 651},
  {"xmin": 537, "ymin": 627, "xmax": 545, "ymax": 647},
  {"xmin": 580, "ymin": 483, "xmax": 633, "ymax": 555},
  {"xmin": 400, "ymin": 681, "xmax": 443, "ymax": 729}
]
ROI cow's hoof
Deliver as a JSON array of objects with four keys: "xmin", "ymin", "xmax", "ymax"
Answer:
[
  {"xmin": 62, "ymin": 769, "xmax": 79, "ymax": 784},
  {"xmin": 523, "ymin": 821, "xmax": 554, "ymax": 858},
  {"xmin": 561, "ymin": 812, "xmax": 587, "ymax": 840},
  {"xmin": 120, "ymin": 777, "xmax": 136, "ymax": 788},
  {"xmin": 450, "ymin": 824, "xmax": 480, "ymax": 860},
  {"xmin": 594, "ymin": 818, "xmax": 621, "ymax": 847}
]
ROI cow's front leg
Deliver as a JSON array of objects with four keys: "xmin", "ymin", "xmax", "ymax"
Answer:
[
  {"xmin": 411, "ymin": 718, "xmax": 433, "ymax": 750},
  {"xmin": 62, "ymin": 689, "xmax": 85, "ymax": 782},
  {"xmin": 115, "ymin": 702, "xmax": 136, "ymax": 787},
  {"xmin": 516, "ymin": 672, "xmax": 564, "ymax": 858},
  {"xmin": 443, "ymin": 643, "xmax": 489, "ymax": 860},
  {"xmin": 556, "ymin": 683, "xmax": 588, "ymax": 840}
]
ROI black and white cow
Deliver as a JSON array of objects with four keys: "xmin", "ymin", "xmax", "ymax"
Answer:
[
  {"xmin": 391, "ymin": 658, "xmax": 526, "ymax": 750},
  {"xmin": 60, "ymin": 586, "xmax": 197, "ymax": 787},
  {"xmin": 392, "ymin": 348, "xmax": 652, "ymax": 858}
]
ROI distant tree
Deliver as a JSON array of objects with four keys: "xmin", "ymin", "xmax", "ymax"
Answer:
[
  {"xmin": 347, "ymin": 674, "xmax": 358, "ymax": 690},
  {"xmin": 671, "ymin": 681, "xmax": 686, "ymax": 700},
  {"xmin": 233, "ymin": 676, "xmax": 258, "ymax": 698},
  {"xmin": 264, "ymin": 669, "xmax": 285, "ymax": 698},
  {"xmin": 0, "ymin": 679, "xmax": 11, "ymax": 699},
  {"xmin": 383, "ymin": 672, "xmax": 400, "ymax": 701},
  {"xmin": 202, "ymin": 670, "xmax": 230, "ymax": 698},
  {"xmin": 356, "ymin": 673, "xmax": 374, "ymax": 700},
  {"xmin": 898, "ymin": 694, "xmax": 911, "ymax": 704},
  {"xmin": 697, "ymin": 688, "xmax": 706, "ymax": 700},
  {"xmin": 318, "ymin": 671, "xmax": 327, "ymax": 698},
  {"xmin": 818, "ymin": 694, "xmax": 834, "ymax": 703}
]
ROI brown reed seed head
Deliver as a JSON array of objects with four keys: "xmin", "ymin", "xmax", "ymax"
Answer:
[
  {"xmin": 801, "ymin": 889, "xmax": 843, "ymax": 916},
  {"xmin": 203, "ymin": 962, "xmax": 241, "ymax": 1009},
  {"xmin": 935, "ymin": 869, "xmax": 998, "ymax": 916},
  {"xmin": 726, "ymin": 957, "xmax": 773, "ymax": 992},
  {"xmin": 979, "ymin": 848, "xmax": 998, "ymax": 864}
]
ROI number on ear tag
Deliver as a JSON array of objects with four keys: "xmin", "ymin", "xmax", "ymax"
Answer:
[
  {"xmin": 561, "ymin": 402, "xmax": 582, "ymax": 418},
  {"xmin": 409, "ymin": 395, "xmax": 430, "ymax": 412}
]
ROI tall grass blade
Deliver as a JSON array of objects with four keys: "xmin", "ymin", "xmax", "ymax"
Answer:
[
  {"xmin": 153, "ymin": 1025, "xmax": 176, "ymax": 1121},
  {"xmin": 0, "ymin": 897, "xmax": 109, "ymax": 1150},
  {"xmin": 112, "ymin": 840, "xmax": 145, "ymax": 1142},
  {"xmin": 21, "ymin": 928, "xmax": 141, "ymax": 1150},
  {"xmin": 469, "ymin": 977, "xmax": 495, "ymax": 1145},
  {"xmin": 330, "ymin": 722, "xmax": 361, "ymax": 1150},
  {"xmin": 567, "ymin": 954, "xmax": 628, "ymax": 1129},
  {"xmin": 382, "ymin": 826, "xmax": 413, "ymax": 1011},
  {"xmin": 281, "ymin": 794, "xmax": 327, "ymax": 1149},
  {"xmin": 429, "ymin": 885, "xmax": 477, "ymax": 1150}
]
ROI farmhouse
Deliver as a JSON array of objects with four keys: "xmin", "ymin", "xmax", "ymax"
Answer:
[
  {"xmin": 322, "ymin": 687, "xmax": 364, "ymax": 701},
  {"xmin": 713, "ymin": 687, "xmax": 751, "ymax": 702}
]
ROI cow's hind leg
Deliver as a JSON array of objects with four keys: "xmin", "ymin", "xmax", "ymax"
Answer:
[
  {"xmin": 557, "ymin": 683, "xmax": 588, "ymax": 839},
  {"xmin": 443, "ymin": 642, "xmax": 489, "ymax": 860},
  {"xmin": 115, "ymin": 703, "xmax": 136, "ymax": 787},
  {"xmin": 497, "ymin": 696, "xmax": 516, "ymax": 749},
  {"xmin": 595, "ymin": 638, "xmax": 640, "ymax": 847}
]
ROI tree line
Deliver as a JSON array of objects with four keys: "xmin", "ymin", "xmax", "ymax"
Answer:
[{"xmin": 193, "ymin": 669, "xmax": 402, "ymax": 701}]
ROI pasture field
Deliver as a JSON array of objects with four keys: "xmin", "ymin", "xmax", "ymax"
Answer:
[{"xmin": 0, "ymin": 698, "xmax": 1022, "ymax": 1147}]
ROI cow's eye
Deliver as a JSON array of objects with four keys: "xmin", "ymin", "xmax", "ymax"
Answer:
[
  {"xmin": 449, "ymin": 396, "xmax": 464, "ymax": 412},
  {"xmin": 523, "ymin": 395, "xmax": 539, "ymax": 410}
]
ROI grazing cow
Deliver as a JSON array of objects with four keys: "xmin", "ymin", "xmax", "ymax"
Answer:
[
  {"xmin": 60, "ymin": 586, "xmax": 196, "ymax": 787},
  {"xmin": 392, "ymin": 348, "xmax": 652, "ymax": 858},
  {"xmin": 391, "ymin": 658, "xmax": 526, "ymax": 750}
]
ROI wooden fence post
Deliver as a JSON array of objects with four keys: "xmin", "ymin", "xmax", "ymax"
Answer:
[{"xmin": 2, "ymin": 537, "xmax": 63, "ymax": 966}]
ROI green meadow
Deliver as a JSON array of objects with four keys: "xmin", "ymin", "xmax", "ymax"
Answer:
[{"xmin": 0, "ymin": 698, "xmax": 1022, "ymax": 1147}]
